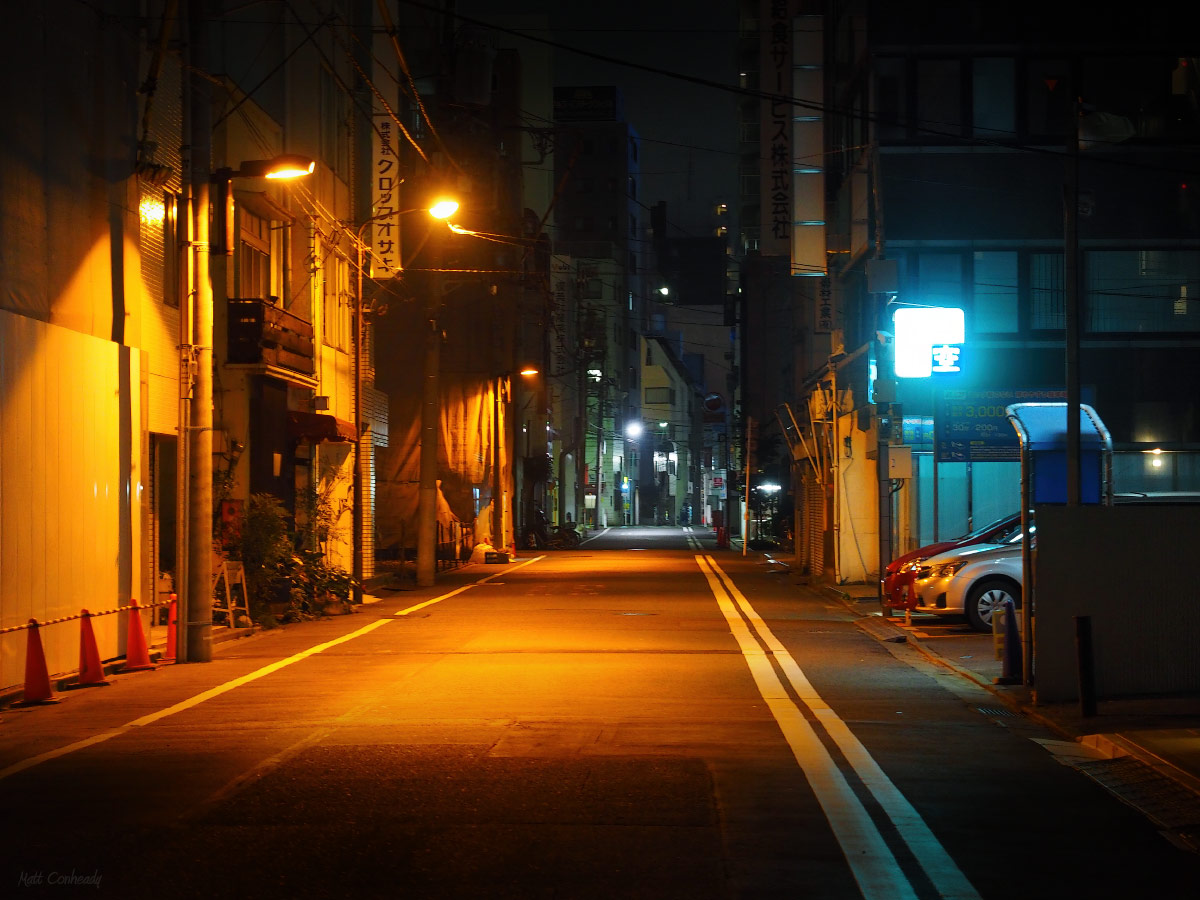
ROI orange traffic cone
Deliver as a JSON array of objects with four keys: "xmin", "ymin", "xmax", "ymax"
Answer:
[
  {"xmin": 73, "ymin": 610, "xmax": 110, "ymax": 688},
  {"xmin": 163, "ymin": 594, "xmax": 177, "ymax": 662},
  {"xmin": 13, "ymin": 619, "xmax": 60, "ymax": 706},
  {"xmin": 119, "ymin": 599, "xmax": 155, "ymax": 672}
]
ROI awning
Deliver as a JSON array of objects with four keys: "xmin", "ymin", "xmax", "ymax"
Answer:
[{"xmin": 287, "ymin": 410, "xmax": 357, "ymax": 443}]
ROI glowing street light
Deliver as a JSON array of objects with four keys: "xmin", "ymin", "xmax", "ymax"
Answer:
[
  {"xmin": 183, "ymin": 153, "xmax": 313, "ymax": 663},
  {"xmin": 428, "ymin": 198, "xmax": 460, "ymax": 219}
]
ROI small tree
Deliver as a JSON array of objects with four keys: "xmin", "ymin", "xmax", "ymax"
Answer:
[{"xmin": 239, "ymin": 493, "xmax": 293, "ymax": 623}]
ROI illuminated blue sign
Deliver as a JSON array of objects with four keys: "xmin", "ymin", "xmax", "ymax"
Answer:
[{"xmin": 894, "ymin": 307, "xmax": 965, "ymax": 378}]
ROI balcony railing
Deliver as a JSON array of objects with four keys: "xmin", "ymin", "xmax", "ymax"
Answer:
[{"xmin": 227, "ymin": 298, "xmax": 315, "ymax": 375}]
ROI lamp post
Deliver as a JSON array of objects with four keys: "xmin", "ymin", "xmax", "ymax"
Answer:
[
  {"xmin": 349, "ymin": 201, "xmax": 458, "ymax": 594},
  {"xmin": 181, "ymin": 153, "xmax": 313, "ymax": 664},
  {"xmin": 351, "ymin": 210, "xmax": 396, "ymax": 607},
  {"xmin": 410, "ymin": 199, "xmax": 459, "ymax": 588}
]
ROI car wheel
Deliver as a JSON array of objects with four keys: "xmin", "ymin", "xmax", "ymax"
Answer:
[{"xmin": 965, "ymin": 579, "xmax": 1020, "ymax": 633}]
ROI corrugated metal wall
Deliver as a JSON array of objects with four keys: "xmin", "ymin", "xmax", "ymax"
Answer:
[{"xmin": 0, "ymin": 310, "xmax": 138, "ymax": 690}]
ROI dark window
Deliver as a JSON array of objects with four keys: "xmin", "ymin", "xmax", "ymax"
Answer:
[
  {"xmin": 973, "ymin": 58, "xmax": 1016, "ymax": 140},
  {"xmin": 972, "ymin": 251, "xmax": 1019, "ymax": 333},
  {"xmin": 1087, "ymin": 250, "xmax": 1200, "ymax": 333},
  {"xmin": 916, "ymin": 59, "xmax": 963, "ymax": 138},
  {"xmin": 1031, "ymin": 251, "xmax": 1065, "ymax": 330}
]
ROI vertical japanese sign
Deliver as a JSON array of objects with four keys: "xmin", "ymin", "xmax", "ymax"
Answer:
[
  {"xmin": 791, "ymin": 14, "xmax": 826, "ymax": 277},
  {"xmin": 550, "ymin": 256, "xmax": 572, "ymax": 377},
  {"xmin": 371, "ymin": 116, "xmax": 401, "ymax": 278},
  {"xmin": 760, "ymin": 0, "xmax": 794, "ymax": 258},
  {"xmin": 815, "ymin": 275, "xmax": 833, "ymax": 333}
]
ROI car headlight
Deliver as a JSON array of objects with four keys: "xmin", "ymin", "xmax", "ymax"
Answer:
[{"xmin": 932, "ymin": 560, "xmax": 967, "ymax": 578}]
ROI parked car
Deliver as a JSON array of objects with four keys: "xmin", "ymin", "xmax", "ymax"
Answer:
[
  {"xmin": 905, "ymin": 529, "xmax": 1026, "ymax": 632},
  {"xmin": 882, "ymin": 512, "xmax": 1020, "ymax": 609},
  {"xmin": 904, "ymin": 491, "xmax": 1200, "ymax": 631}
]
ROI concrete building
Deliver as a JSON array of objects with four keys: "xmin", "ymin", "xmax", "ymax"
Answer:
[
  {"xmin": 0, "ymin": 0, "xmax": 367, "ymax": 685},
  {"xmin": 552, "ymin": 86, "xmax": 647, "ymax": 527},
  {"xmin": 739, "ymin": 0, "xmax": 1200, "ymax": 584}
]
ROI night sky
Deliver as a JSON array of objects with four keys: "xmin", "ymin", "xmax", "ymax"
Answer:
[{"xmin": 458, "ymin": 1, "xmax": 741, "ymax": 238}]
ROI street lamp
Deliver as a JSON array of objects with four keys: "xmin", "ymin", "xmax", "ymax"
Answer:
[
  {"xmin": 353, "ymin": 200, "xmax": 459, "ymax": 603},
  {"xmin": 182, "ymin": 153, "xmax": 313, "ymax": 664},
  {"xmin": 488, "ymin": 367, "xmax": 540, "ymax": 554}
]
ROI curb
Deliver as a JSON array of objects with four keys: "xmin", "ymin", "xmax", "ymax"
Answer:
[
  {"xmin": 825, "ymin": 584, "xmax": 1200, "ymax": 803},
  {"xmin": 0, "ymin": 624, "xmax": 260, "ymax": 711}
]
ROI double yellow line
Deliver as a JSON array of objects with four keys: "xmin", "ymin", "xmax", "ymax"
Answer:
[{"xmin": 695, "ymin": 554, "xmax": 980, "ymax": 900}]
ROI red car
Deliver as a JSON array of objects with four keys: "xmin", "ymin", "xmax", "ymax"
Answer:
[{"xmin": 882, "ymin": 513, "xmax": 1020, "ymax": 609}]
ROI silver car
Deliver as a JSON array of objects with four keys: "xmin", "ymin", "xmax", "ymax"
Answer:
[{"xmin": 904, "ymin": 528, "xmax": 1025, "ymax": 632}]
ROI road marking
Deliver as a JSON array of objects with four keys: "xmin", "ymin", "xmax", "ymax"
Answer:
[
  {"xmin": 394, "ymin": 555, "xmax": 544, "ymax": 616},
  {"xmin": 697, "ymin": 555, "xmax": 982, "ymax": 900},
  {"xmin": 0, "ymin": 560, "xmax": 547, "ymax": 782},
  {"xmin": 694, "ymin": 555, "xmax": 914, "ymax": 899},
  {"xmin": 579, "ymin": 527, "xmax": 609, "ymax": 544}
]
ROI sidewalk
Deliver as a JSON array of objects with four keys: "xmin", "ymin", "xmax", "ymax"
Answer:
[{"xmin": 822, "ymin": 579, "xmax": 1200, "ymax": 806}]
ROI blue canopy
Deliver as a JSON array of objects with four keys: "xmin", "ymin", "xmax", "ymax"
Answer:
[
  {"xmin": 1005, "ymin": 403, "xmax": 1111, "ymax": 452},
  {"xmin": 1006, "ymin": 403, "xmax": 1112, "ymax": 505}
]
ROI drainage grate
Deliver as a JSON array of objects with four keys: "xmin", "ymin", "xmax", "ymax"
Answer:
[
  {"xmin": 1076, "ymin": 756, "xmax": 1200, "ymax": 833},
  {"xmin": 976, "ymin": 706, "xmax": 1018, "ymax": 718}
]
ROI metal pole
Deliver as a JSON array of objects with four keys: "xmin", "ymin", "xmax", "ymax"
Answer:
[
  {"xmin": 176, "ymin": 189, "xmax": 193, "ymax": 663},
  {"xmin": 595, "ymin": 382, "xmax": 604, "ymax": 527},
  {"xmin": 185, "ymin": 0, "xmax": 213, "ymax": 662},
  {"xmin": 1074, "ymin": 615, "xmax": 1097, "ymax": 717},
  {"xmin": 1065, "ymin": 95, "xmax": 1081, "ymax": 507},
  {"xmin": 576, "ymin": 360, "xmax": 586, "ymax": 528},
  {"xmin": 416, "ymin": 309, "xmax": 440, "ymax": 587},
  {"xmin": 493, "ymin": 377, "xmax": 503, "ymax": 548},
  {"xmin": 1019, "ymin": 436, "xmax": 1034, "ymax": 687},
  {"xmin": 877, "ymin": 401, "xmax": 892, "ymax": 613},
  {"xmin": 353, "ymin": 229, "xmax": 366, "ymax": 605},
  {"xmin": 743, "ymin": 415, "xmax": 752, "ymax": 556}
]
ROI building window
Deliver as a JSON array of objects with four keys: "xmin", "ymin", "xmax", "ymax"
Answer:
[
  {"xmin": 1026, "ymin": 59, "xmax": 1072, "ymax": 137},
  {"xmin": 916, "ymin": 253, "xmax": 963, "ymax": 307},
  {"xmin": 916, "ymin": 59, "xmax": 963, "ymax": 138},
  {"xmin": 973, "ymin": 58, "xmax": 1016, "ymax": 140},
  {"xmin": 972, "ymin": 251, "xmax": 1018, "ymax": 332},
  {"xmin": 322, "ymin": 247, "xmax": 351, "ymax": 350},
  {"xmin": 140, "ymin": 188, "xmax": 181, "ymax": 307},
  {"xmin": 1031, "ymin": 252, "xmax": 1065, "ymax": 330},
  {"xmin": 645, "ymin": 386, "xmax": 674, "ymax": 405},
  {"xmin": 1086, "ymin": 250, "xmax": 1200, "ymax": 333},
  {"xmin": 239, "ymin": 210, "xmax": 272, "ymax": 299},
  {"xmin": 876, "ymin": 57, "xmax": 908, "ymax": 141},
  {"xmin": 320, "ymin": 66, "xmax": 350, "ymax": 178}
]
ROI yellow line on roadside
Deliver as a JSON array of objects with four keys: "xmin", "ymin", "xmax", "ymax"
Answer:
[
  {"xmin": 395, "ymin": 554, "xmax": 544, "ymax": 616},
  {"xmin": 1, "ymin": 558, "xmax": 546, "ymax": 782}
]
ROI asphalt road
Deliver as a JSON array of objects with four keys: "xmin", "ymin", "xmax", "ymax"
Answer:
[{"xmin": 1, "ymin": 526, "xmax": 1197, "ymax": 898}]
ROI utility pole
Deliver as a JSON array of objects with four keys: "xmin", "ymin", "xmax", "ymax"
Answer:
[
  {"xmin": 184, "ymin": 0, "xmax": 213, "ymax": 662},
  {"xmin": 1065, "ymin": 94, "xmax": 1082, "ymax": 507},
  {"xmin": 416, "ymin": 307, "xmax": 440, "ymax": 586},
  {"xmin": 743, "ymin": 415, "xmax": 753, "ymax": 556},
  {"xmin": 493, "ymin": 376, "xmax": 504, "ymax": 549},
  {"xmin": 594, "ymin": 379, "xmax": 605, "ymax": 527}
]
